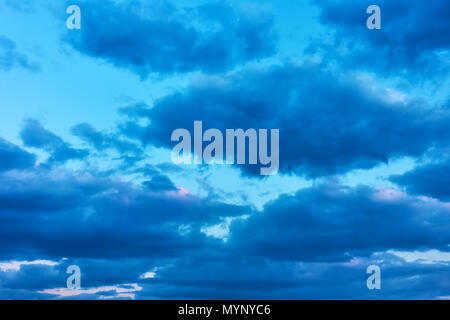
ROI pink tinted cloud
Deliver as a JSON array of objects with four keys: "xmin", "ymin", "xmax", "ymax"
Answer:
[{"xmin": 38, "ymin": 283, "xmax": 142, "ymax": 299}]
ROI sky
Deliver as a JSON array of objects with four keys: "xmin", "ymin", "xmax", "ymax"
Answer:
[{"xmin": 0, "ymin": 0, "xmax": 449, "ymax": 299}]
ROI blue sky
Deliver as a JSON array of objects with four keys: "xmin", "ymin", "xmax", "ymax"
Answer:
[{"xmin": 0, "ymin": 0, "xmax": 449, "ymax": 299}]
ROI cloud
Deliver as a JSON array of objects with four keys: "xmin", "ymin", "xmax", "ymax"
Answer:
[
  {"xmin": 143, "ymin": 174, "xmax": 177, "ymax": 192},
  {"xmin": 391, "ymin": 159, "xmax": 450, "ymax": 201},
  {"xmin": 63, "ymin": 0, "xmax": 277, "ymax": 77},
  {"xmin": 0, "ymin": 263, "xmax": 62, "ymax": 295},
  {"xmin": 39, "ymin": 283, "xmax": 142, "ymax": 299},
  {"xmin": 389, "ymin": 249, "xmax": 450, "ymax": 265},
  {"xmin": 0, "ymin": 168, "xmax": 109, "ymax": 213},
  {"xmin": 2, "ymin": 251, "xmax": 450, "ymax": 299},
  {"xmin": 135, "ymin": 252, "xmax": 450, "ymax": 299},
  {"xmin": 0, "ymin": 138, "xmax": 36, "ymax": 171},
  {"xmin": 308, "ymin": 0, "xmax": 450, "ymax": 77},
  {"xmin": 20, "ymin": 119, "xmax": 88, "ymax": 164},
  {"xmin": 140, "ymin": 270, "xmax": 156, "ymax": 279},
  {"xmin": 0, "ymin": 259, "xmax": 58, "ymax": 272},
  {"xmin": 120, "ymin": 63, "xmax": 450, "ymax": 178},
  {"xmin": 71, "ymin": 122, "xmax": 142, "ymax": 155},
  {"xmin": 0, "ymin": 164, "xmax": 250, "ymax": 259},
  {"xmin": 2, "ymin": 167, "xmax": 450, "ymax": 298},
  {"xmin": 229, "ymin": 182, "xmax": 450, "ymax": 261},
  {"xmin": 0, "ymin": 35, "xmax": 39, "ymax": 71}
]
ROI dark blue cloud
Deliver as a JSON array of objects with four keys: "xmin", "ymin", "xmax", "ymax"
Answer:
[
  {"xmin": 143, "ymin": 174, "xmax": 177, "ymax": 192},
  {"xmin": 0, "ymin": 264, "xmax": 61, "ymax": 291},
  {"xmin": 71, "ymin": 122, "xmax": 142, "ymax": 155},
  {"xmin": 1, "ymin": 140, "xmax": 449, "ymax": 298},
  {"xmin": 391, "ymin": 159, "xmax": 450, "ymax": 201},
  {"xmin": 120, "ymin": 63, "xmax": 450, "ymax": 178},
  {"xmin": 229, "ymin": 182, "xmax": 450, "ymax": 262},
  {"xmin": 308, "ymin": 0, "xmax": 450, "ymax": 76},
  {"xmin": 0, "ymin": 164, "xmax": 249, "ymax": 259},
  {"xmin": 0, "ymin": 35, "xmax": 39, "ymax": 72},
  {"xmin": 2, "ymin": 249, "xmax": 450, "ymax": 299},
  {"xmin": 20, "ymin": 119, "xmax": 88, "ymax": 164},
  {"xmin": 0, "ymin": 138, "xmax": 35, "ymax": 171},
  {"xmin": 137, "ymin": 253, "xmax": 450, "ymax": 299},
  {"xmin": 63, "ymin": 0, "xmax": 277, "ymax": 77},
  {"xmin": 2, "ymin": 161, "xmax": 450, "ymax": 298},
  {"xmin": 71, "ymin": 123, "xmax": 106, "ymax": 150}
]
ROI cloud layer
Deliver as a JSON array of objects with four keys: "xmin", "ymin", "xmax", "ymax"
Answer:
[{"xmin": 1, "ymin": 0, "xmax": 450, "ymax": 299}]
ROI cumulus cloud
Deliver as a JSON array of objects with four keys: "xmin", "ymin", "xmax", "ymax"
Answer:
[
  {"xmin": 20, "ymin": 119, "xmax": 88, "ymax": 164},
  {"xmin": 143, "ymin": 174, "xmax": 177, "ymax": 192},
  {"xmin": 229, "ymin": 182, "xmax": 450, "ymax": 261},
  {"xmin": 0, "ymin": 138, "xmax": 36, "ymax": 171},
  {"xmin": 63, "ymin": 0, "xmax": 277, "ymax": 77},
  {"xmin": 134, "ymin": 251, "xmax": 450, "ymax": 299},
  {"xmin": 71, "ymin": 122, "xmax": 142, "ymax": 155},
  {"xmin": 391, "ymin": 159, "xmax": 450, "ymax": 201},
  {"xmin": 119, "ymin": 63, "xmax": 450, "ymax": 178},
  {"xmin": 308, "ymin": 0, "xmax": 450, "ymax": 77},
  {"xmin": 1, "ymin": 158, "xmax": 450, "ymax": 299},
  {"xmin": 0, "ymin": 163, "xmax": 250, "ymax": 259}
]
